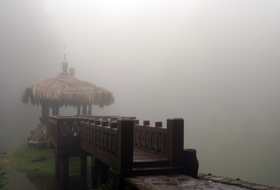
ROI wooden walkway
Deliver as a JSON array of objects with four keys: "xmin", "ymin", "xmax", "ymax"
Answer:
[{"xmin": 48, "ymin": 116, "xmax": 199, "ymax": 190}]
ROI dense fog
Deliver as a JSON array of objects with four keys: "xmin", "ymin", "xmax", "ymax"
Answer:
[{"xmin": 0, "ymin": 0, "xmax": 280, "ymax": 188}]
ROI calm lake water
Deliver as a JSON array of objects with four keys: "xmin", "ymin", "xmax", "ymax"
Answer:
[{"xmin": 1, "ymin": 126, "xmax": 280, "ymax": 189}]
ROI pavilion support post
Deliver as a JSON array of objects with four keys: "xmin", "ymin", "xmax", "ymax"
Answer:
[
  {"xmin": 52, "ymin": 106, "xmax": 59, "ymax": 116},
  {"xmin": 56, "ymin": 106, "xmax": 60, "ymax": 115},
  {"xmin": 41, "ymin": 103, "xmax": 49, "ymax": 123},
  {"xmin": 167, "ymin": 118, "xmax": 184, "ymax": 167},
  {"xmin": 88, "ymin": 104, "xmax": 92, "ymax": 115},
  {"xmin": 41, "ymin": 104, "xmax": 45, "ymax": 118},
  {"xmin": 80, "ymin": 154, "xmax": 87, "ymax": 190},
  {"xmin": 82, "ymin": 104, "xmax": 87, "ymax": 115},
  {"xmin": 52, "ymin": 106, "xmax": 55, "ymax": 116},
  {"xmin": 77, "ymin": 105, "xmax": 81, "ymax": 115}
]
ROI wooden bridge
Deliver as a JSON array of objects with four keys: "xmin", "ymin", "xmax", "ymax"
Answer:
[{"xmin": 48, "ymin": 116, "xmax": 199, "ymax": 190}]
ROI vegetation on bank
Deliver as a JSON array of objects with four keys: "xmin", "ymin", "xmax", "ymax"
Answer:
[
  {"xmin": 5, "ymin": 144, "xmax": 138, "ymax": 190},
  {"xmin": 0, "ymin": 164, "xmax": 8, "ymax": 190},
  {"xmin": 6, "ymin": 144, "xmax": 55, "ymax": 175},
  {"xmin": 6, "ymin": 144, "xmax": 87, "ymax": 176}
]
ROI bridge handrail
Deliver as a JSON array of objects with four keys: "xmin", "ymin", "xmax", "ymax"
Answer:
[
  {"xmin": 134, "ymin": 119, "xmax": 184, "ymax": 167},
  {"xmin": 49, "ymin": 116, "xmax": 84, "ymax": 150},
  {"xmin": 49, "ymin": 116, "xmax": 184, "ymax": 171},
  {"xmin": 80, "ymin": 119, "xmax": 134, "ymax": 172},
  {"xmin": 134, "ymin": 123, "xmax": 168, "ymax": 157}
]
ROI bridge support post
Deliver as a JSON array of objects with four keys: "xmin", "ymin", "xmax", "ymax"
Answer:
[
  {"xmin": 55, "ymin": 152, "xmax": 60, "ymax": 178},
  {"xmin": 167, "ymin": 118, "xmax": 184, "ymax": 167},
  {"xmin": 112, "ymin": 170, "xmax": 124, "ymax": 190},
  {"xmin": 91, "ymin": 158, "xmax": 109, "ymax": 188},
  {"xmin": 80, "ymin": 154, "xmax": 87, "ymax": 189},
  {"xmin": 60, "ymin": 156, "xmax": 69, "ymax": 190},
  {"xmin": 91, "ymin": 157, "xmax": 98, "ymax": 189}
]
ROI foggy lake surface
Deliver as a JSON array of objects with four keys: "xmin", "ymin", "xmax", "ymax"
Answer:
[{"xmin": 1, "ymin": 0, "xmax": 280, "ymax": 189}]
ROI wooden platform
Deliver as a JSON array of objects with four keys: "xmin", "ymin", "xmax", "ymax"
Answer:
[
  {"xmin": 133, "ymin": 148, "xmax": 169, "ymax": 168},
  {"xmin": 133, "ymin": 148, "xmax": 168, "ymax": 162}
]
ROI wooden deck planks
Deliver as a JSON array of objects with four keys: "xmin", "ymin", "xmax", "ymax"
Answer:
[{"xmin": 133, "ymin": 148, "xmax": 168, "ymax": 162}]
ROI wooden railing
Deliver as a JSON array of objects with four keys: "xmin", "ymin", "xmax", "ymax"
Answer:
[
  {"xmin": 80, "ymin": 118, "xmax": 134, "ymax": 172},
  {"xmin": 134, "ymin": 120, "xmax": 168, "ymax": 156},
  {"xmin": 134, "ymin": 119, "xmax": 184, "ymax": 167},
  {"xmin": 49, "ymin": 116, "xmax": 184, "ymax": 169},
  {"xmin": 49, "ymin": 116, "xmax": 83, "ymax": 152}
]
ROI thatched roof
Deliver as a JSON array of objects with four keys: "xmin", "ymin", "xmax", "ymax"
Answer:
[{"xmin": 22, "ymin": 73, "xmax": 114, "ymax": 108}]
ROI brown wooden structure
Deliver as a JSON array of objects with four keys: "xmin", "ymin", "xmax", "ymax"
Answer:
[{"xmin": 48, "ymin": 116, "xmax": 198, "ymax": 190}]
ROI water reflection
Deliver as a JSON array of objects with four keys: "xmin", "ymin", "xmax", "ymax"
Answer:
[{"xmin": 4, "ymin": 165, "xmax": 35, "ymax": 190}]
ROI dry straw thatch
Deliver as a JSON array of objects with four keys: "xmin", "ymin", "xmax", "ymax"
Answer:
[{"xmin": 22, "ymin": 73, "xmax": 114, "ymax": 108}]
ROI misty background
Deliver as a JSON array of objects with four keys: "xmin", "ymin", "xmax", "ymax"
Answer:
[{"xmin": 0, "ymin": 0, "xmax": 280, "ymax": 188}]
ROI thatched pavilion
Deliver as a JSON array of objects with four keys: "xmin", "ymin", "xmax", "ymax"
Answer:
[{"xmin": 22, "ymin": 61, "xmax": 114, "ymax": 124}]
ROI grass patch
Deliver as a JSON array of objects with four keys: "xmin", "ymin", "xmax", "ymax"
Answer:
[
  {"xmin": 6, "ymin": 144, "xmax": 138, "ymax": 190},
  {"xmin": 6, "ymin": 144, "xmax": 90, "ymax": 177},
  {"xmin": 6, "ymin": 144, "xmax": 55, "ymax": 176}
]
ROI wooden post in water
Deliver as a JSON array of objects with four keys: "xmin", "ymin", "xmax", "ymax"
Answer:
[{"xmin": 167, "ymin": 118, "xmax": 184, "ymax": 167}]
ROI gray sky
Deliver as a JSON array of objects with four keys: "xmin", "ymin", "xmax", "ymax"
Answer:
[
  {"xmin": 1, "ymin": 0, "xmax": 280, "ymax": 186},
  {"xmin": 41, "ymin": 0, "xmax": 280, "ymax": 124}
]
